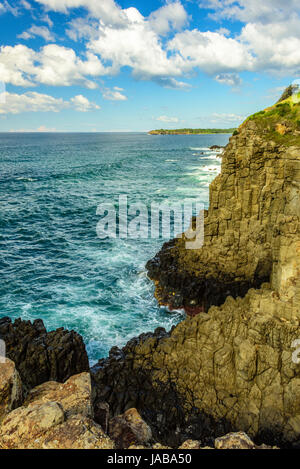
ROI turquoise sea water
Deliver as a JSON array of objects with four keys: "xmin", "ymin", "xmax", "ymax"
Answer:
[{"xmin": 0, "ymin": 132, "xmax": 230, "ymax": 363}]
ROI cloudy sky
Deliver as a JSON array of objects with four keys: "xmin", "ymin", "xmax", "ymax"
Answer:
[{"xmin": 0, "ymin": 0, "xmax": 300, "ymax": 132}]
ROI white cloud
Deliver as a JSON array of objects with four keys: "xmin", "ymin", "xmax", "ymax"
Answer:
[
  {"xmin": 0, "ymin": 44, "xmax": 109, "ymax": 88},
  {"xmin": 156, "ymin": 115, "xmax": 180, "ymax": 123},
  {"xmin": 70, "ymin": 94, "xmax": 100, "ymax": 111},
  {"xmin": 18, "ymin": 25, "xmax": 55, "ymax": 41},
  {"xmin": 42, "ymin": 14, "xmax": 53, "ymax": 28},
  {"xmin": 210, "ymin": 112, "xmax": 245, "ymax": 124},
  {"xmin": 168, "ymin": 30, "xmax": 254, "ymax": 74},
  {"xmin": 35, "ymin": 0, "xmax": 125, "ymax": 25},
  {"xmin": 153, "ymin": 77, "xmax": 191, "ymax": 89},
  {"xmin": 2, "ymin": 0, "xmax": 300, "ymax": 92},
  {"xmin": 240, "ymin": 19, "xmax": 300, "ymax": 74},
  {"xmin": 0, "ymin": 91, "xmax": 100, "ymax": 114},
  {"xmin": 200, "ymin": 0, "xmax": 300, "ymax": 23},
  {"xmin": 66, "ymin": 17, "xmax": 99, "ymax": 42},
  {"xmin": 9, "ymin": 125, "xmax": 57, "ymax": 132},
  {"xmin": 87, "ymin": 8, "xmax": 188, "ymax": 82},
  {"xmin": 199, "ymin": 1, "xmax": 300, "ymax": 76},
  {"xmin": 1, "ymin": 1, "xmax": 19, "ymax": 16},
  {"xmin": 0, "ymin": 45, "xmax": 36, "ymax": 86},
  {"xmin": 215, "ymin": 73, "xmax": 242, "ymax": 87},
  {"xmin": 148, "ymin": 1, "xmax": 188, "ymax": 35},
  {"xmin": 20, "ymin": 0, "xmax": 32, "ymax": 10},
  {"xmin": 102, "ymin": 87, "xmax": 127, "ymax": 101}
]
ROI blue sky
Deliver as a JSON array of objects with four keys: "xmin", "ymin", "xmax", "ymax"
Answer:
[{"xmin": 0, "ymin": 0, "xmax": 300, "ymax": 132}]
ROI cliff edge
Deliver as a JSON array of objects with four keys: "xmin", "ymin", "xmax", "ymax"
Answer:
[{"xmin": 92, "ymin": 88, "xmax": 300, "ymax": 448}]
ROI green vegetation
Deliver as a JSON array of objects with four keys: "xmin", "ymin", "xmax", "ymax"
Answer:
[
  {"xmin": 148, "ymin": 128, "xmax": 236, "ymax": 135},
  {"xmin": 244, "ymin": 89, "xmax": 300, "ymax": 146}
]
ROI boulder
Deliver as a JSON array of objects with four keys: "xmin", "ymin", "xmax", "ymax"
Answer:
[
  {"xmin": 0, "ymin": 401, "xmax": 65, "ymax": 449},
  {"xmin": 24, "ymin": 372, "xmax": 93, "ymax": 419},
  {"xmin": 109, "ymin": 408, "xmax": 152, "ymax": 449},
  {"xmin": 0, "ymin": 372, "xmax": 115, "ymax": 449},
  {"xmin": 0, "ymin": 317, "xmax": 89, "ymax": 390},
  {"xmin": 39, "ymin": 416, "xmax": 115, "ymax": 450},
  {"xmin": 0, "ymin": 358, "xmax": 23, "ymax": 421}
]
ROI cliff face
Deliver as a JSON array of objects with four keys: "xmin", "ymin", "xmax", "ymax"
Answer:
[
  {"xmin": 92, "ymin": 92, "xmax": 300, "ymax": 447},
  {"xmin": 147, "ymin": 106, "xmax": 300, "ymax": 313}
]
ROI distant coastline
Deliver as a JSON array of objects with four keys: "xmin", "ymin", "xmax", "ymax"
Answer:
[{"xmin": 148, "ymin": 128, "xmax": 236, "ymax": 135}]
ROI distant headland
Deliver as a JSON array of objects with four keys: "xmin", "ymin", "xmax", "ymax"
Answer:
[{"xmin": 148, "ymin": 128, "xmax": 236, "ymax": 135}]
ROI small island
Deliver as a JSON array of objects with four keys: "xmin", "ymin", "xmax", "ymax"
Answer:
[{"xmin": 148, "ymin": 128, "xmax": 236, "ymax": 135}]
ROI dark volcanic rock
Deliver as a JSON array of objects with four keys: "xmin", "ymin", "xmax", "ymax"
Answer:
[
  {"xmin": 0, "ymin": 317, "xmax": 89, "ymax": 391},
  {"xmin": 109, "ymin": 408, "xmax": 152, "ymax": 449},
  {"xmin": 91, "ymin": 327, "xmax": 232, "ymax": 448},
  {"xmin": 146, "ymin": 239, "xmax": 269, "ymax": 314}
]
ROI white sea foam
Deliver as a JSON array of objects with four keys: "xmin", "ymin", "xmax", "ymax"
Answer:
[{"xmin": 189, "ymin": 147, "xmax": 210, "ymax": 151}]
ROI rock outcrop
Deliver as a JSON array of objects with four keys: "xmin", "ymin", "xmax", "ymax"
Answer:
[
  {"xmin": 0, "ymin": 317, "xmax": 89, "ymax": 391},
  {"xmin": 109, "ymin": 408, "xmax": 152, "ymax": 448},
  {"xmin": 91, "ymin": 91, "xmax": 300, "ymax": 448},
  {"xmin": 147, "ymin": 105, "xmax": 300, "ymax": 313},
  {"xmin": 0, "ymin": 371, "xmax": 115, "ymax": 449},
  {"xmin": 0, "ymin": 359, "xmax": 23, "ymax": 422}
]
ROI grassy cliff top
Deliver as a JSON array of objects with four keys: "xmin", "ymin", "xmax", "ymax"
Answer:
[
  {"xmin": 148, "ymin": 128, "xmax": 236, "ymax": 135},
  {"xmin": 239, "ymin": 86, "xmax": 300, "ymax": 146}
]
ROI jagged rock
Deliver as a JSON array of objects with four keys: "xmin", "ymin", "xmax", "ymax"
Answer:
[
  {"xmin": 39, "ymin": 416, "xmax": 115, "ymax": 450},
  {"xmin": 0, "ymin": 372, "xmax": 115, "ymax": 449},
  {"xmin": 0, "ymin": 317, "xmax": 89, "ymax": 391},
  {"xmin": 109, "ymin": 408, "xmax": 152, "ymax": 449},
  {"xmin": 215, "ymin": 432, "xmax": 256, "ymax": 449},
  {"xmin": 24, "ymin": 372, "xmax": 93, "ymax": 419},
  {"xmin": 0, "ymin": 401, "xmax": 65, "ymax": 449},
  {"xmin": 92, "ymin": 97, "xmax": 300, "ymax": 448},
  {"xmin": 0, "ymin": 358, "xmax": 23, "ymax": 421},
  {"xmin": 147, "ymin": 104, "xmax": 300, "ymax": 314}
]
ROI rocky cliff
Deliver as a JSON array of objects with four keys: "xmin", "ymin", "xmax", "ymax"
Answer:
[
  {"xmin": 0, "ymin": 317, "xmax": 89, "ymax": 391},
  {"xmin": 92, "ymin": 89, "xmax": 300, "ymax": 448}
]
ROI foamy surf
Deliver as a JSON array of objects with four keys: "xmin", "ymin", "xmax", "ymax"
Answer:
[{"xmin": 0, "ymin": 132, "xmax": 230, "ymax": 362}]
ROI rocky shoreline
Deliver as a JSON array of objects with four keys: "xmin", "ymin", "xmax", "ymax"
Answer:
[
  {"xmin": 1, "ymin": 89, "xmax": 300, "ymax": 449},
  {"xmin": 0, "ymin": 319, "xmax": 276, "ymax": 449}
]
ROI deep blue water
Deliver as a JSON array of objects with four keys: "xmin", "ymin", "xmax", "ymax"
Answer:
[{"xmin": 0, "ymin": 132, "xmax": 230, "ymax": 363}]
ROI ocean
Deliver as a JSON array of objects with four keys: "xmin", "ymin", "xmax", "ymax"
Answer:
[{"xmin": 0, "ymin": 132, "xmax": 230, "ymax": 363}]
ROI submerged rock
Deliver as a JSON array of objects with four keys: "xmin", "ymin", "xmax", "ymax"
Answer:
[{"xmin": 0, "ymin": 317, "xmax": 89, "ymax": 391}]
